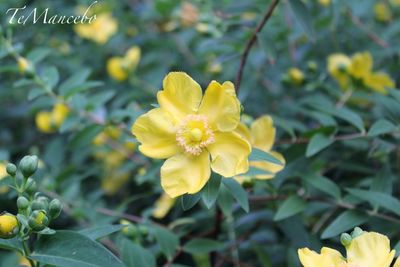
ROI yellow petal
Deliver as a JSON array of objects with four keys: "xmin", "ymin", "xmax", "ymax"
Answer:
[
  {"xmin": 349, "ymin": 52, "xmax": 373, "ymax": 80},
  {"xmin": 250, "ymin": 115, "xmax": 276, "ymax": 152},
  {"xmin": 208, "ymin": 132, "xmax": 251, "ymax": 177},
  {"xmin": 298, "ymin": 247, "xmax": 345, "ymax": 267},
  {"xmin": 52, "ymin": 103, "xmax": 69, "ymax": 127},
  {"xmin": 161, "ymin": 151, "xmax": 210, "ymax": 197},
  {"xmin": 250, "ymin": 151, "xmax": 285, "ymax": 179},
  {"xmin": 198, "ymin": 80, "xmax": 240, "ymax": 132},
  {"xmin": 327, "ymin": 54, "xmax": 352, "ymax": 89},
  {"xmin": 364, "ymin": 72, "xmax": 395, "ymax": 94},
  {"xmin": 157, "ymin": 72, "xmax": 202, "ymax": 122},
  {"xmin": 107, "ymin": 57, "xmax": 128, "ymax": 81},
  {"xmin": 124, "ymin": 46, "xmax": 141, "ymax": 70},
  {"xmin": 346, "ymin": 232, "xmax": 395, "ymax": 267},
  {"xmin": 152, "ymin": 193, "xmax": 176, "ymax": 219},
  {"xmin": 132, "ymin": 108, "xmax": 181, "ymax": 159},
  {"xmin": 35, "ymin": 111, "xmax": 54, "ymax": 133},
  {"xmin": 235, "ymin": 122, "xmax": 251, "ymax": 141},
  {"xmin": 393, "ymin": 257, "xmax": 400, "ymax": 267}
]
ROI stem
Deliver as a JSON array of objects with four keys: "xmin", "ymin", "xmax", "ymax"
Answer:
[
  {"xmin": 236, "ymin": 0, "xmax": 281, "ymax": 92},
  {"xmin": 22, "ymin": 238, "xmax": 36, "ymax": 267},
  {"xmin": 226, "ymin": 213, "xmax": 240, "ymax": 267}
]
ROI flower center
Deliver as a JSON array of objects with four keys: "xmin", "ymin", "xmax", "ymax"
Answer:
[{"xmin": 176, "ymin": 114, "xmax": 215, "ymax": 155}]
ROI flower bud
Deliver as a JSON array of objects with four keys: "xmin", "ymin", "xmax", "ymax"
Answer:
[
  {"xmin": 17, "ymin": 57, "xmax": 31, "ymax": 74},
  {"xmin": 6, "ymin": 163, "xmax": 17, "ymax": 176},
  {"xmin": 49, "ymin": 199, "xmax": 62, "ymax": 219},
  {"xmin": 31, "ymin": 197, "xmax": 49, "ymax": 211},
  {"xmin": 17, "ymin": 196, "xmax": 30, "ymax": 210},
  {"xmin": 340, "ymin": 233, "xmax": 352, "ymax": 247},
  {"xmin": 25, "ymin": 178, "xmax": 37, "ymax": 194},
  {"xmin": 28, "ymin": 210, "xmax": 49, "ymax": 232},
  {"xmin": 351, "ymin": 227, "xmax": 364, "ymax": 239},
  {"xmin": 138, "ymin": 225, "xmax": 148, "ymax": 235},
  {"xmin": 0, "ymin": 213, "xmax": 20, "ymax": 239},
  {"xmin": 121, "ymin": 221, "xmax": 138, "ymax": 238},
  {"xmin": 19, "ymin": 155, "xmax": 38, "ymax": 178}
]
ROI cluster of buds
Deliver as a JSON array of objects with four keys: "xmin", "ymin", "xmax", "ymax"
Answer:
[
  {"xmin": 120, "ymin": 220, "xmax": 150, "ymax": 243},
  {"xmin": 0, "ymin": 155, "xmax": 62, "ymax": 239}
]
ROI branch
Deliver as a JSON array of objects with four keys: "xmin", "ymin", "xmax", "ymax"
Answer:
[{"xmin": 236, "ymin": 0, "xmax": 280, "ymax": 92}]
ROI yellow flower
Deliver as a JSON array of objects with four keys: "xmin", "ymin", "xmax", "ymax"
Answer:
[
  {"xmin": 0, "ymin": 163, "xmax": 9, "ymax": 194},
  {"xmin": 364, "ymin": 72, "xmax": 395, "ymax": 94},
  {"xmin": 327, "ymin": 53, "xmax": 352, "ymax": 89},
  {"xmin": 390, "ymin": 0, "xmax": 400, "ymax": 6},
  {"xmin": 235, "ymin": 116, "xmax": 285, "ymax": 182},
  {"xmin": 107, "ymin": 46, "xmax": 141, "ymax": 81},
  {"xmin": 93, "ymin": 126, "xmax": 122, "ymax": 146},
  {"xmin": 101, "ymin": 171, "xmax": 130, "ymax": 195},
  {"xmin": 17, "ymin": 57, "xmax": 31, "ymax": 73},
  {"xmin": 287, "ymin": 67, "xmax": 304, "ymax": 86},
  {"xmin": 318, "ymin": 0, "xmax": 331, "ymax": 6},
  {"xmin": 0, "ymin": 213, "xmax": 19, "ymax": 239},
  {"xmin": 35, "ymin": 103, "xmax": 69, "ymax": 133},
  {"xmin": 74, "ymin": 13, "xmax": 118, "ymax": 44},
  {"xmin": 132, "ymin": 72, "xmax": 251, "ymax": 197},
  {"xmin": 152, "ymin": 193, "xmax": 176, "ymax": 219},
  {"xmin": 374, "ymin": 2, "xmax": 392, "ymax": 22},
  {"xmin": 298, "ymin": 231, "xmax": 395, "ymax": 267},
  {"xmin": 348, "ymin": 52, "xmax": 373, "ymax": 81},
  {"xmin": 180, "ymin": 2, "xmax": 199, "ymax": 27}
]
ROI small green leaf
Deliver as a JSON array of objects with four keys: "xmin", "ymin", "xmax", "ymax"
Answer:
[
  {"xmin": 274, "ymin": 195, "xmax": 306, "ymax": 221},
  {"xmin": 41, "ymin": 66, "xmax": 59, "ymax": 90},
  {"xmin": 222, "ymin": 178, "xmax": 249, "ymax": 212},
  {"xmin": 121, "ymin": 238, "xmax": 156, "ymax": 267},
  {"xmin": 367, "ymin": 119, "xmax": 396, "ymax": 137},
  {"xmin": 306, "ymin": 134, "xmax": 334, "ymax": 157},
  {"xmin": 346, "ymin": 188, "xmax": 400, "ymax": 216},
  {"xmin": 0, "ymin": 237, "xmax": 24, "ymax": 253},
  {"xmin": 79, "ymin": 225, "xmax": 125, "ymax": 240},
  {"xmin": 202, "ymin": 174, "xmax": 222, "ymax": 209},
  {"xmin": 28, "ymin": 88, "xmax": 46, "ymax": 101},
  {"xmin": 287, "ymin": 0, "xmax": 315, "ymax": 40},
  {"xmin": 302, "ymin": 174, "xmax": 341, "ymax": 200},
  {"xmin": 59, "ymin": 68, "xmax": 91, "ymax": 95},
  {"xmin": 321, "ymin": 210, "xmax": 368, "ymax": 239},
  {"xmin": 29, "ymin": 230, "xmax": 125, "ymax": 267},
  {"xmin": 249, "ymin": 148, "xmax": 283, "ymax": 165},
  {"xmin": 217, "ymin": 184, "xmax": 234, "ymax": 216},
  {"xmin": 183, "ymin": 238, "xmax": 224, "ymax": 254},
  {"xmin": 69, "ymin": 125, "xmax": 103, "ymax": 149},
  {"xmin": 181, "ymin": 193, "xmax": 201, "ymax": 211},
  {"xmin": 152, "ymin": 226, "xmax": 179, "ymax": 260}
]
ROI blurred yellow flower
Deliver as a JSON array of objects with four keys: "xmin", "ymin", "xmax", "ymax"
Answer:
[
  {"xmin": 365, "ymin": 72, "xmax": 395, "ymax": 94},
  {"xmin": 19, "ymin": 255, "xmax": 32, "ymax": 267},
  {"xmin": 327, "ymin": 53, "xmax": 352, "ymax": 89},
  {"xmin": 318, "ymin": 0, "xmax": 331, "ymax": 6},
  {"xmin": 235, "ymin": 116, "xmax": 285, "ymax": 183},
  {"xmin": 74, "ymin": 13, "xmax": 118, "ymax": 44},
  {"xmin": 152, "ymin": 193, "xmax": 176, "ymax": 219},
  {"xmin": 298, "ymin": 231, "xmax": 395, "ymax": 267},
  {"xmin": 101, "ymin": 171, "xmax": 130, "ymax": 195},
  {"xmin": 107, "ymin": 46, "xmax": 141, "ymax": 81},
  {"xmin": 93, "ymin": 126, "xmax": 122, "ymax": 146},
  {"xmin": 287, "ymin": 67, "xmax": 304, "ymax": 86},
  {"xmin": 374, "ymin": 2, "xmax": 392, "ymax": 22},
  {"xmin": 35, "ymin": 103, "xmax": 69, "ymax": 133},
  {"xmin": 0, "ymin": 213, "xmax": 19, "ymax": 238},
  {"xmin": 132, "ymin": 72, "xmax": 251, "ymax": 197},
  {"xmin": 390, "ymin": 0, "xmax": 400, "ymax": 6},
  {"xmin": 0, "ymin": 163, "xmax": 9, "ymax": 194},
  {"xmin": 181, "ymin": 2, "xmax": 199, "ymax": 27},
  {"xmin": 17, "ymin": 57, "xmax": 31, "ymax": 73}
]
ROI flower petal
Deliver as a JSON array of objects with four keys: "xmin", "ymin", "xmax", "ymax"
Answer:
[
  {"xmin": 161, "ymin": 151, "xmax": 211, "ymax": 197},
  {"xmin": 298, "ymin": 247, "xmax": 345, "ymax": 267},
  {"xmin": 365, "ymin": 72, "xmax": 395, "ymax": 94},
  {"xmin": 157, "ymin": 72, "xmax": 202, "ymax": 122},
  {"xmin": 132, "ymin": 108, "xmax": 181, "ymax": 159},
  {"xmin": 235, "ymin": 122, "xmax": 251, "ymax": 141},
  {"xmin": 250, "ymin": 151, "xmax": 285, "ymax": 179},
  {"xmin": 250, "ymin": 115, "xmax": 276, "ymax": 152},
  {"xmin": 346, "ymin": 232, "xmax": 395, "ymax": 267},
  {"xmin": 152, "ymin": 193, "xmax": 176, "ymax": 219},
  {"xmin": 208, "ymin": 132, "xmax": 251, "ymax": 177},
  {"xmin": 198, "ymin": 80, "xmax": 240, "ymax": 132}
]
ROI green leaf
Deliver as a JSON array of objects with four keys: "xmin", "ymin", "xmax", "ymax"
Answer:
[
  {"xmin": 222, "ymin": 178, "xmax": 249, "ymax": 212},
  {"xmin": 41, "ymin": 66, "xmax": 59, "ymax": 90},
  {"xmin": 217, "ymin": 184, "xmax": 234, "ymax": 216},
  {"xmin": 306, "ymin": 134, "xmax": 334, "ymax": 157},
  {"xmin": 28, "ymin": 88, "xmax": 46, "ymax": 101},
  {"xmin": 62, "ymin": 81, "xmax": 104, "ymax": 98},
  {"xmin": 202, "ymin": 174, "xmax": 222, "ymax": 209},
  {"xmin": 346, "ymin": 188, "xmax": 400, "ymax": 216},
  {"xmin": 183, "ymin": 238, "xmax": 224, "ymax": 254},
  {"xmin": 152, "ymin": 226, "xmax": 179, "ymax": 260},
  {"xmin": 79, "ymin": 225, "xmax": 125, "ymax": 240},
  {"xmin": 287, "ymin": 0, "xmax": 315, "ymax": 40},
  {"xmin": 181, "ymin": 193, "xmax": 201, "ymax": 211},
  {"xmin": 27, "ymin": 48, "xmax": 51, "ymax": 63},
  {"xmin": 243, "ymin": 166, "xmax": 273, "ymax": 177},
  {"xmin": 29, "ymin": 230, "xmax": 125, "ymax": 267},
  {"xmin": 0, "ymin": 237, "xmax": 24, "ymax": 253},
  {"xmin": 274, "ymin": 195, "xmax": 306, "ymax": 221},
  {"xmin": 69, "ymin": 124, "xmax": 103, "ymax": 149},
  {"xmin": 121, "ymin": 238, "xmax": 156, "ymax": 267},
  {"xmin": 321, "ymin": 210, "xmax": 368, "ymax": 239},
  {"xmin": 59, "ymin": 68, "xmax": 91, "ymax": 95},
  {"xmin": 332, "ymin": 107, "xmax": 365, "ymax": 133},
  {"xmin": 249, "ymin": 148, "xmax": 283, "ymax": 165},
  {"xmin": 302, "ymin": 174, "xmax": 341, "ymax": 200},
  {"xmin": 367, "ymin": 119, "xmax": 397, "ymax": 137}
]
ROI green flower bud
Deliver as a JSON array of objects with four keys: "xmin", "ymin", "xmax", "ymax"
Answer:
[
  {"xmin": 340, "ymin": 233, "xmax": 352, "ymax": 247},
  {"xmin": 351, "ymin": 227, "xmax": 364, "ymax": 239},
  {"xmin": 19, "ymin": 155, "xmax": 38, "ymax": 178},
  {"xmin": 25, "ymin": 178, "xmax": 37, "ymax": 194},
  {"xmin": 6, "ymin": 163, "xmax": 17, "ymax": 176},
  {"xmin": 49, "ymin": 199, "xmax": 62, "ymax": 219},
  {"xmin": 31, "ymin": 197, "xmax": 49, "ymax": 211},
  {"xmin": 138, "ymin": 225, "xmax": 148, "ymax": 235},
  {"xmin": 28, "ymin": 210, "xmax": 49, "ymax": 232},
  {"xmin": 17, "ymin": 196, "xmax": 30, "ymax": 210},
  {"xmin": 0, "ymin": 213, "xmax": 20, "ymax": 239}
]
